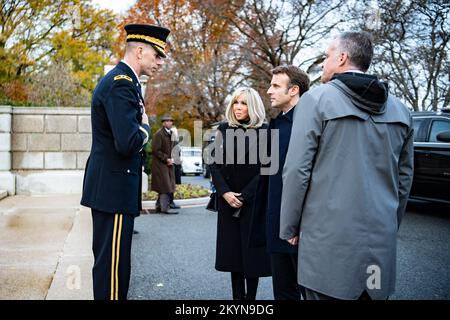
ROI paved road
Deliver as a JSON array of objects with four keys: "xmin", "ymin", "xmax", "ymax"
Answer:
[
  {"xmin": 394, "ymin": 200, "xmax": 450, "ymax": 299},
  {"xmin": 128, "ymin": 193, "xmax": 450, "ymax": 300}
]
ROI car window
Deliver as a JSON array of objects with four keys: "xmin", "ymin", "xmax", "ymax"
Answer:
[
  {"xmin": 429, "ymin": 120, "xmax": 450, "ymax": 142},
  {"xmin": 413, "ymin": 118, "xmax": 425, "ymax": 142}
]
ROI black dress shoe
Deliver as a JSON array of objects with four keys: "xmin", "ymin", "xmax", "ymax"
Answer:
[
  {"xmin": 133, "ymin": 230, "xmax": 139, "ymax": 234},
  {"xmin": 169, "ymin": 203, "xmax": 181, "ymax": 209},
  {"xmin": 155, "ymin": 206, "xmax": 162, "ymax": 213},
  {"xmin": 162, "ymin": 210, "xmax": 179, "ymax": 215}
]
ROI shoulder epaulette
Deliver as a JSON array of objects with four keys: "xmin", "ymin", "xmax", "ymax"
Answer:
[{"xmin": 114, "ymin": 75, "xmax": 133, "ymax": 82}]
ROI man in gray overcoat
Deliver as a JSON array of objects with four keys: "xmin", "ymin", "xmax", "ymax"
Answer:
[
  {"xmin": 151, "ymin": 114, "xmax": 178, "ymax": 214},
  {"xmin": 279, "ymin": 31, "xmax": 414, "ymax": 300}
]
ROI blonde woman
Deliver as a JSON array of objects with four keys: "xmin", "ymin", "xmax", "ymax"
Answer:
[{"xmin": 210, "ymin": 87, "xmax": 271, "ymax": 300}]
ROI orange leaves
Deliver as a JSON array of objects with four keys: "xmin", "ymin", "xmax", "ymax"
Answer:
[
  {"xmin": 0, "ymin": 80, "xmax": 29, "ymax": 104},
  {"xmin": 1, "ymin": 0, "xmax": 118, "ymax": 106},
  {"xmin": 119, "ymin": 0, "xmax": 239, "ymax": 125}
]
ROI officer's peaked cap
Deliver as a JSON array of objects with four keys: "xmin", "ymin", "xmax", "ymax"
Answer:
[{"xmin": 124, "ymin": 24, "xmax": 170, "ymax": 58}]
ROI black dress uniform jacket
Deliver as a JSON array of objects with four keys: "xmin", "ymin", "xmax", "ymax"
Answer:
[
  {"xmin": 81, "ymin": 62, "xmax": 149, "ymax": 216},
  {"xmin": 210, "ymin": 122, "xmax": 271, "ymax": 278}
]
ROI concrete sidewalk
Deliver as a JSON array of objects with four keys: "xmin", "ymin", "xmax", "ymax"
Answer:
[
  {"xmin": 0, "ymin": 194, "xmax": 93, "ymax": 300},
  {"xmin": 0, "ymin": 192, "xmax": 209, "ymax": 300}
]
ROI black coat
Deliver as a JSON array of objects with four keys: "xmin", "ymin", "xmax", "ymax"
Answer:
[
  {"xmin": 210, "ymin": 122, "xmax": 271, "ymax": 277},
  {"xmin": 249, "ymin": 109, "xmax": 298, "ymax": 254},
  {"xmin": 81, "ymin": 62, "xmax": 149, "ymax": 215}
]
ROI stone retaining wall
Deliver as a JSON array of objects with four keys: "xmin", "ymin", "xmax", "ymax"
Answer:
[
  {"xmin": 0, "ymin": 106, "xmax": 148, "ymax": 195},
  {"xmin": 10, "ymin": 107, "xmax": 92, "ymax": 171}
]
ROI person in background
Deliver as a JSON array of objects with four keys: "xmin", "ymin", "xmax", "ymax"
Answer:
[
  {"xmin": 170, "ymin": 126, "xmax": 182, "ymax": 209},
  {"xmin": 151, "ymin": 114, "xmax": 179, "ymax": 214}
]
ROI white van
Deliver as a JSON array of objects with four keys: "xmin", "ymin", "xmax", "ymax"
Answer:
[{"xmin": 180, "ymin": 147, "xmax": 203, "ymax": 175}]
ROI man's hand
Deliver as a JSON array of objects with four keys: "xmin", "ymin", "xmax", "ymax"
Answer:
[
  {"xmin": 142, "ymin": 112, "xmax": 149, "ymax": 126},
  {"xmin": 287, "ymin": 236, "xmax": 299, "ymax": 246},
  {"xmin": 167, "ymin": 158, "xmax": 174, "ymax": 166},
  {"xmin": 223, "ymin": 192, "xmax": 243, "ymax": 208}
]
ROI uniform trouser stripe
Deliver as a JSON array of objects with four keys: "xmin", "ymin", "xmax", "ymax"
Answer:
[
  {"xmin": 110, "ymin": 214, "xmax": 118, "ymax": 300},
  {"xmin": 92, "ymin": 210, "xmax": 132, "ymax": 300},
  {"xmin": 115, "ymin": 214, "xmax": 123, "ymax": 300}
]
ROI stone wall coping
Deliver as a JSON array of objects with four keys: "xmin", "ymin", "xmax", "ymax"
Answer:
[
  {"xmin": 0, "ymin": 106, "xmax": 13, "ymax": 113},
  {"xmin": 9, "ymin": 107, "xmax": 90, "ymax": 115}
]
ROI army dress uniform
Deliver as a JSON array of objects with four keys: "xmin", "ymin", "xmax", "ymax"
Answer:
[{"xmin": 81, "ymin": 24, "xmax": 170, "ymax": 300}]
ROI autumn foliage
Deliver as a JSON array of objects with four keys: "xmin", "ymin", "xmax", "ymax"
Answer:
[
  {"xmin": 0, "ymin": 0, "xmax": 118, "ymax": 106},
  {"xmin": 1, "ymin": 0, "xmax": 447, "ymax": 113}
]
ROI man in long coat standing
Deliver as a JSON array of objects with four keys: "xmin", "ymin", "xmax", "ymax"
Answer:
[
  {"xmin": 280, "ymin": 31, "xmax": 414, "ymax": 300},
  {"xmin": 151, "ymin": 114, "xmax": 178, "ymax": 214}
]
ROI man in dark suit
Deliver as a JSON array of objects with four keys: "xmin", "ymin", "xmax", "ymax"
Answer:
[
  {"xmin": 250, "ymin": 65, "xmax": 310, "ymax": 300},
  {"xmin": 81, "ymin": 24, "xmax": 170, "ymax": 300}
]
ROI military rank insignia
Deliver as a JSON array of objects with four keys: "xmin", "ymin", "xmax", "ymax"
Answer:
[{"xmin": 114, "ymin": 75, "xmax": 133, "ymax": 82}]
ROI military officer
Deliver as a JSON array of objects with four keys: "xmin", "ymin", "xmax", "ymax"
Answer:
[{"xmin": 81, "ymin": 24, "xmax": 170, "ymax": 300}]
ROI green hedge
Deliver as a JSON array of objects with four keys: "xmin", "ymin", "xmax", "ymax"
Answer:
[{"xmin": 143, "ymin": 183, "xmax": 209, "ymax": 201}]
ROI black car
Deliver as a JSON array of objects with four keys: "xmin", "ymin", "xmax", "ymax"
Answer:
[{"xmin": 410, "ymin": 109, "xmax": 450, "ymax": 203}]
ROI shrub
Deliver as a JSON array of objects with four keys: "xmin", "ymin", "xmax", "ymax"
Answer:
[
  {"xmin": 27, "ymin": 60, "xmax": 91, "ymax": 107},
  {"xmin": 142, "ymin": 183, "xmax": 209, "ymax": 201},
  {"xmin": 0, "ymin": 80, "xmax": 30, "ymax": 105}
]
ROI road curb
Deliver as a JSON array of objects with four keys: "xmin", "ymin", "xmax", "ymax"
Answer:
[
  {"xmin": 142, "ymin": 196, "xmax": 210, "ymax": 209},
  {"xmin": 0, "ymin": 190, "xmax": 7, "ymax": 201}
]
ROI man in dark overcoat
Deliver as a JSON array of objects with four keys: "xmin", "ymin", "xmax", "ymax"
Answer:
[
  {"xmin": 249, "ymin": 65, "xmax": 310, "ymax": 300},
  {"xmin": 151, "ymin": 114, "xmax": 178, "ymax": 214}
]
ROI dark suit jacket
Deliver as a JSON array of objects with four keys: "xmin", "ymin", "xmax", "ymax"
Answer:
[
  {"xmin": 81, "ymin": 62, "xmax": 149, "ymax": 216},
  {"xmin": 249, "ymin": 108, "xmax": 298, "ymax": 254}
]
